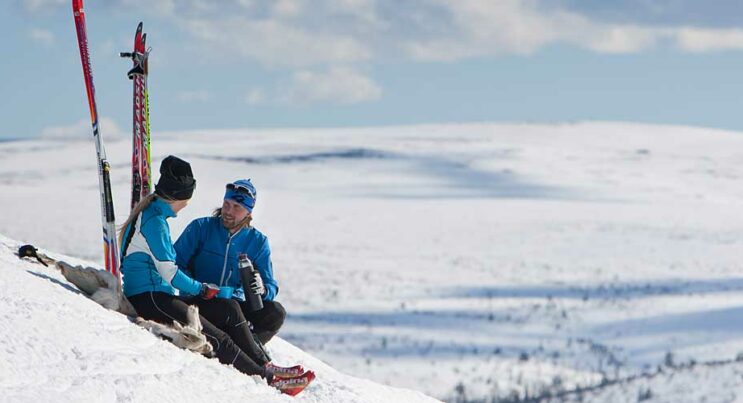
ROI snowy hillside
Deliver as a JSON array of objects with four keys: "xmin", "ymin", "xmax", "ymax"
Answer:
[
  {"xmin": 3, "ymin": 121, "xmax": 743, "ymax": 401},
  {"xmin": 0, "ymin": 234, "xmax": 438, "ymax": 402}
]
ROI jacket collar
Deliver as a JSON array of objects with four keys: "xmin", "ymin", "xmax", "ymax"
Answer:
[
  {"xmin": 151, "ymin": 197, "xmax": 177, "ymax": 218},
  {"xmin": 212, "ymin": 216, "xmax": 249, "ymax": 238}
]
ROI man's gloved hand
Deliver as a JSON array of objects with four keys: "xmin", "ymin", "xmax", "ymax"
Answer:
[
  {"xmin": 249, "ymin": 271, "xmax": 265, "ymax": 296},
  {"xmin": 200, "ymin": 283, "xmax": 220, "ymax": 300}
]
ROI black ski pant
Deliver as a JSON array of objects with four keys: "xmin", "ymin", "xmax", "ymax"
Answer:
[
  {"xmin": 239, "ymin": 300, "xmax": 286, "ymax": 344},
  {"xmin": 184, "ymin": 297, "xmax": 271, "ymax": 366},
  {"xmin": 128, "ymin": 291, "xmax": 270, "ymax": 379}
]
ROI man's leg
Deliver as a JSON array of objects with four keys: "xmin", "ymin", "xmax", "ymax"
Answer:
[
  {"xmin": 195, "ymin": 298, "xmax": 271, "ymax": 365},
  {"xmin": 240, "ymin": 300, "xmax": 286, "ymax": 344}
]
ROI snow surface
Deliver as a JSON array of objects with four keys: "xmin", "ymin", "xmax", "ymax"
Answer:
[
  {"xmin": 3, "ymin": 121, "xmax": 743, "ymax": 401},
  {"xmin": 0, "ymin": 235, "xmax": 438, "ymax": 402}
]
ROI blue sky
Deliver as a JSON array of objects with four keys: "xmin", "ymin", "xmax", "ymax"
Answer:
[{"xmin": 4, "ymin": 0, "xmax": 743, "ymax": 139}]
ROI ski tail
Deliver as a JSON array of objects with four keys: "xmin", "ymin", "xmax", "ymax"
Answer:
[
  {"xmin": 72, "ymin": 0, "xmax": 120, "ymax": 279},
  {"xmin": 72, "ymin": 0, "xmax": 97, "ymax": 125}
]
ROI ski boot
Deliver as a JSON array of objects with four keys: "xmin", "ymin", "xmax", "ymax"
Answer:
[
  {"xmin": 270, "ymin": 370, "xmax": 316, "ymax": 396},
  {"xmin": 266, "ymin": 362, "xmax": 306, "ymax": 379}
]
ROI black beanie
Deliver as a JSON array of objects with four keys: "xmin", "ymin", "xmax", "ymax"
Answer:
[{"xmin": 155, "ymin": 155, "xmax": 196, "ymax": 200}]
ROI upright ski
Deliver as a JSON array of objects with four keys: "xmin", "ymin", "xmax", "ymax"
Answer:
[
  {"xmin": 72, "ymin": 0, "xmax": 120, "ymax": 278},
  {"xmin": 120, "ymin": 22, "xmax": 152, "ymax": 210}
]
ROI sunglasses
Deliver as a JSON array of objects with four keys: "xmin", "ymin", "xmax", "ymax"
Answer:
[{"xmin": 226, "ymin": 182, "xmax": 256, "ymax": 200}]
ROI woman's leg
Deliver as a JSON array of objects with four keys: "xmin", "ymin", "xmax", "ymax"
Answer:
[
  {"xmin": 128, "ymin": 292, "xmax": 270, "ymax": 378},
  {"xmin": 192, "ymin": 298, "xmax": 270, "ymax": 366}
]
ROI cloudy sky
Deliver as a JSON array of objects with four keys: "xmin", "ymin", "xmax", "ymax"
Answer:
[{"xmin": 4, "ymin": 0, "xmax": 743, "ymax": 138}]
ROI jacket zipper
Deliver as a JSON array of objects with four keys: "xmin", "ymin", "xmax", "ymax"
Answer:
[{"xmin": 219, "ymin": 229, "xmax": 242, "ymax": 286}]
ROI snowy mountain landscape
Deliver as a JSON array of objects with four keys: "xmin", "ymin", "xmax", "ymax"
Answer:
[{"xmin": 3, "ymin": 121, "xmax": 743, "ymax": 402}]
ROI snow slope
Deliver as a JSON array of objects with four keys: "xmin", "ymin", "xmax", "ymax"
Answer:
[
  {"xmin": 3, "ymin": 121, "xmax": 743, "ymax": 401},
  {"xmin": 0, "ymin": 234, "xmax": 438, "ymax": 402}
]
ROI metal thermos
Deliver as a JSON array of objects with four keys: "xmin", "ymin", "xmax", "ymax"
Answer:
[{"xmin": 239, "ymin": 253, "xmax": 264, "ymax": 312}]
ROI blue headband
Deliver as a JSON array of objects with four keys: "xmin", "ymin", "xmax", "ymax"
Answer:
[{"xmin": 224, "ymin": 179, "xmax": 257, "ymax": 212}]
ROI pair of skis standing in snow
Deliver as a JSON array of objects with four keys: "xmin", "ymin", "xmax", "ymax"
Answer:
[{"xmin": 70, "ymin": 0, "xmax": 315, "ymax": 395}]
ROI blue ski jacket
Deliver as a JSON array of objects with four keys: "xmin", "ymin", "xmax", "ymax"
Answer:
[
  {"xmin": 174, "ymin": 217, "xmax": 279, "ymax": 301},
  {"xmin": 119, "ymin": 198, "xmax": 203, "ymax": 298}
]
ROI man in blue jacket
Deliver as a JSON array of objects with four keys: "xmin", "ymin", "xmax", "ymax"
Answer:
[{"xmin": 174, "ymin": 179, "xmax": 286, "ymax": 344}]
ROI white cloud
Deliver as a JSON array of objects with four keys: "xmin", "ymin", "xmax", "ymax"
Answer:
[
  {"xmin": 20, "ymin": 0, "xmax": 743, "ymax": 67},
  {"xmin": 675, "ymin": 28, "xmax": 743, "ymax": 52},
  {"xmin": 176, "ymin": 90, "xmax": 213, "ymax": 103},
  {"xmin": 403, "ymin": 1, "xmax": 654, "ymax": 59},
  {"xmin": 28, "ymin": 28, "xmax": 55, "ymax": 46},
  {"xmin": 181, "ymin": 17, "xmax": 371, "ymax": 67},
  {"xmin": 235, "ymin": 0, "xmax": 255, "ymax": 9},
  {"xmin": 116, "ymin": 0, "xmax": 176, "ymax": 16},
  {"xmin": 245, "ymin": 89, "xmax": 266, "ymax": 105},
  {"xmin": 585, "ymin": 26, "xmax": 660, "ymax": 54},
  {"xmin": 280, "ymin": 67, "xmax": 382, "ymax": 105},
  {"xmin": 332, "ymin": 0, "xmax": 378, "ymax": 16},
  {"xmin": 21, "ymin": 0, "xmax": 65, "ymax": 13},
  {"xmin": 401, "ymin": 0, "xmax": 743, "ymax": 59},
  {"xmin": 273, "ymin": 0, "xmax": 303, "ymax": 18},
  {"xmin": 244, "ymin": 68, "xmax": 381, "ymax": 106},
  {"xmin": 41, "ymin": 118, "xmax": 124, "ymax": 140},
  {"xmin": 170, "ymin": 0, "xmax": 743, "ymax": 69},
  {"xmin": 98, "ymin": 39, "xmax": 117, "ymax": 60}
]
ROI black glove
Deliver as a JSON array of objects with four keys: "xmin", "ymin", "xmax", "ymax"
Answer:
[{"xmin": 200, "ymin": 283, "xmax": 219, "ymax": 300}]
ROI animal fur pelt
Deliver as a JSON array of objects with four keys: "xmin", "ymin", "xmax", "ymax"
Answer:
[
  {"xmin": 135, "ymin": 305, "xmax": 214, "ymax": 355},
  {"xmin": 54, "ymin": 260, "xmax": 137, "ymax": 316}
]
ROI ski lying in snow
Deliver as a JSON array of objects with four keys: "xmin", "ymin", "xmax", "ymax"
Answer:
[
  {"xmin": 120, "ymin": 22, "xmax": 152, "ymax": 210},
  {"xmin": 72, "ymin": 0, "xmax": 120, "ymax": 279}
]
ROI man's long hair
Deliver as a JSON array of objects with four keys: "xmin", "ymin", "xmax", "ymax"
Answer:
[{"xmin": 212, "ymin": 207, "xmax": 252, "ymax": 229}]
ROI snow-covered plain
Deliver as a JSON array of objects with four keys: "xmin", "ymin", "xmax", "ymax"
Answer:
[{"xmin": 3, "ymin": 121, "xmax": 743, "ymax": 401}]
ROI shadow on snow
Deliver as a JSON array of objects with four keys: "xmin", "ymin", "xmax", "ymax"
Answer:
[
  {"xmin": 193, "ymin": 147, "xmax": 581, "ymax": 200},
  {"xmin": 441, "ymin": 277, "xmax": 743, "ymax": 301}
]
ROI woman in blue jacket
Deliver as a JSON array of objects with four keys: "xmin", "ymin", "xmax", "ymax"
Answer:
[{"xmin": 119, "ymin": 156, "xmax": 313, "ymax": 393}]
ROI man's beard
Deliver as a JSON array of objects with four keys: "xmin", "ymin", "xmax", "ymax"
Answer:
[{"xmin": 221, "ymin": 215, "xmax": 239, "ymax": 230}]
